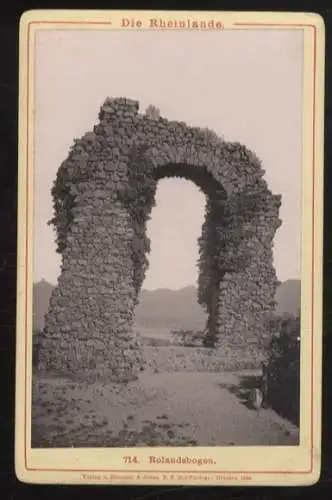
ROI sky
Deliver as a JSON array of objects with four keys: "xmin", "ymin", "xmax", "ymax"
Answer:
[{"xmin": 33, "ymin": 28, "xmax": 303, "ymax": 290}]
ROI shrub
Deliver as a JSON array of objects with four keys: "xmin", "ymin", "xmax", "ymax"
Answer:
[
  {"xmin": 170, "ymin": 329, "xmax": 205, "ymax": 347},
  {"xmin": 264, "ymin": 315, "xmax": 300, "ymax": 425},
  {"xmin": 145, "ymin": 105, "xmax": 160, "ymax": 121}
]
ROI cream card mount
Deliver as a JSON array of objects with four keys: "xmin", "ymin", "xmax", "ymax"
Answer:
[{"xmin": 16, "ymin": 9, "xmax": 325, "ymax": 486}]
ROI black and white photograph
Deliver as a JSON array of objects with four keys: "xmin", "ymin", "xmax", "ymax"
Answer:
[{"xmin": 15, "ymin": 10, "xmax": 324, "ymax": 486}]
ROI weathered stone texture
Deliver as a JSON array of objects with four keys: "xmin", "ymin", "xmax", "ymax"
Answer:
[{"xmin": 39, "ymin": 97, "xmax": 281, "ymax": 380}]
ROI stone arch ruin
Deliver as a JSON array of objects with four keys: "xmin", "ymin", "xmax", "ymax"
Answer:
[{"xmin": 38, "ymin": 97, "xmax": 282, "ymax": 381}]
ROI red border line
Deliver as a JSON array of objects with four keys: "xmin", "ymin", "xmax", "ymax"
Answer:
[
  {"xmin": 23, "ymin": 21, "xmax": 317, "ymax": 476},
  {"xmin": 29, "ymin": 20, "xmax": 113, "ymax": 25},
  {"xmin": 21, "ymin": 467, "xmax": 312, "ymax": 474},
  {"xmin": 310, "ymin": 22, "xmax": 317, "ymax": 476},
  {"xmin": 234, "ymin": 23, "xmax": 317, "ymax": 28},
  {"xmin": 24, "ymin": 19, "xmax": 31, "ymax": 473}
]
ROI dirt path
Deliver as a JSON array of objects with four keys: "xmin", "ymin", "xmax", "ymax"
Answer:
[
  {"xmin": 135, "ymin": 372, "xmax": 298, "ymax": 445},
  {"xmin": 32, "ymin": 370, "xmax": 299, "ymax": 447}
]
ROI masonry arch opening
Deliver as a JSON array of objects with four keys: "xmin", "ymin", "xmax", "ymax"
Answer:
[
  {"xmin": 131, "ymin": 162, "xmax": 229, "ymax": 348},
  {"xmin": 144, "ymin": 176, "xmax": 206, "ymax": 292},
  {"xmin": 135, "ymin": 176, "xmax": 207, "ymax": 341}
]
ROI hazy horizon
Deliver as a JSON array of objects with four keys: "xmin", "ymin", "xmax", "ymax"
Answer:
[
  {"xmin": 33, "ymin": 277, "xmax": 301, "ymax": 290},
  {"xmin": 33, "ymin": 29, "xmax": 303, "ymax": 290}
]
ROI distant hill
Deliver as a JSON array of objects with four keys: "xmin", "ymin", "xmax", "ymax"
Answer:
[
  {"xmin": 275, "ymin": 279, "xmax": 301, "ymax": 317},
  {"xmin": 32, "ymin": 279, "xmax": 301, "ymax": 332},
  {"xmin": 134, "ymin": 286, "xmax": 207, "ymax": 330}
]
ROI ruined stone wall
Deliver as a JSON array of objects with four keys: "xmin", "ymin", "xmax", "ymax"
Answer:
[
  {"xmin": 39, "ymin": 97, "xmax": 281, "ymax": 380},
  {"xmin": 143, "ymin": 345, "xmax": 265, "ymax": 373}
]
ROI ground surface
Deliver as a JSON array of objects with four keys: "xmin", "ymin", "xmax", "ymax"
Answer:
[{"xmin": 31, "ymin": 370, "xmax": 299, "ymax": 448}]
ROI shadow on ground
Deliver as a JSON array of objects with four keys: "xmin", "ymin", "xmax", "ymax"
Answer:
[
  {"xmin": 220, "ymin": 373, "xmax": 299, "ymax": 427},
  {"xmin": 219, "ymin": 375, "xmax": 262, "ymax": 411}
]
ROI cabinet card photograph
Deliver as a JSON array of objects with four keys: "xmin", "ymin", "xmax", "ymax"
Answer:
[{"xmin": 16, "ymin": 9, "xmax": 325, "ymax": 486}]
